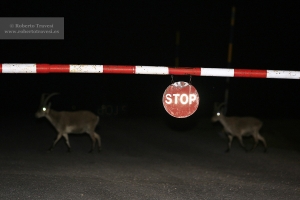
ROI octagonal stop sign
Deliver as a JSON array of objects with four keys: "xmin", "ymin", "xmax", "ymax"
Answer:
[{"xmin": 162, "ymin": 81, "xmax": 200, "ymax": 118}]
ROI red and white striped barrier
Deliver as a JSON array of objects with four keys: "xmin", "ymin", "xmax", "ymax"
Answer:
[{"xmin": 0, "ymin": 64, "xmax": 299, "ymax": 79}]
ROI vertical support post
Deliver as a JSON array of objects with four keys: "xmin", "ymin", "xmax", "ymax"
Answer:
[
  {"xmin": 175, "ymin": 31, "xmax": 180, "ymax": 67},
  {"xmin": 224, "ymin": 6, "xmax": 235, "ymax": 115},
  {"xmin": 172, "ymin": 30, "xmax": 180, "ymax": 83}
]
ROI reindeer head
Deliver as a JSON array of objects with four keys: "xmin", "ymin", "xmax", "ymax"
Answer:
[
  {"xmin": 211, "ymin": 102, "xmax": 225, "ymax": 122},
  {"xmin": 35, "ymin": 93, "xmax": 59, "ymax": 118}
]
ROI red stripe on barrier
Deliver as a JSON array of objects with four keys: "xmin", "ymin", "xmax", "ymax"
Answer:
[
  {"xmin": 103, "ymin": 65, "xmax": 135, "ymax": 74},
  {"xmin": 234, "ymin": 69, "xmax": 267, "ymax": 78},
  {"xmin": 0, "ymin": 63, "xmax": 2, "ymax": 73},
  {"xmin": 36, "ymin": 64, "xmax": 70, "ymax": 73},
  {"xmin": 169, "ymin": 67, "xmax": 201, "ymax": 76}
]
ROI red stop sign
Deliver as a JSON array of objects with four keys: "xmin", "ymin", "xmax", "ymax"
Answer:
[{"xmin": 162, "ymin": 81, "xmax": 200, "ymax": 118}]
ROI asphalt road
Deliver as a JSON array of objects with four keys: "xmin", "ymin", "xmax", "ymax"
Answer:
[{"xmin": 0, "ymin": 114, "xmax": 299, "ymax": 199}]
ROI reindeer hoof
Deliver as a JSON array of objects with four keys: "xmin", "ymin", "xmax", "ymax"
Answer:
[{"xmin": 264, "ymin": 148, "xmax": 268, "ymax": 153}]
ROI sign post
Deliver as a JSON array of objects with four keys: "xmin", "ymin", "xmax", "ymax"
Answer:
[{"xmin": 162, "ymin": 81, "xmax": 200, "ymax": 118}]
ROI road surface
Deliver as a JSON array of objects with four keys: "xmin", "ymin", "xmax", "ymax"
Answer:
[{"xmin": 0, "ymin": 114, "xmax": 299, "ymax": 199}]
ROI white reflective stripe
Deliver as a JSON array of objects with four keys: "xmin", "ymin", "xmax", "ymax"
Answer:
[
  {"xmin": 267, "ymin": 70, "xmax": 300, "ymax": 79},
  {"xmin": 2, "ymin": 64, "xmax": 36, "ymax": 73},
  {"xmin": 70, "ymin": 65, "xmax": 103, "ymax": 73},
  {"xmin": 201, "ymin": 68, "xmax": 234, "ymax": 77},
  {"xmin": 172, "ymin": 81, "xmax": 189, "ymax": 87},
  {"xmin": 135, "ymin": 66, "xmax": 169, "ymax": 75}
]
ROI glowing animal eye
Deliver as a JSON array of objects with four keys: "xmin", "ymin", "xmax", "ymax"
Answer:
[
  {"xmin": 42, "ymin": 107, "xmax": 46, "ymax": 111},
  {"xmin": 217, "ymin": 112, "xmax": 220, "ymax": 116}
]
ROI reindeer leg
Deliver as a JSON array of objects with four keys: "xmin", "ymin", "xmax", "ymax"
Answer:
[
  {"xmin": 49, "ymin": 133, "xmax": 63, "ymax": 152},
  {"xmin": 257, "ymin": 133, "xmax": 268, "ymax": 152},
  {"xmin": 226, "ymin": 135, "xmax": 233, "ymax": 152},
  {"xmin": 237, "ymin": 135, "xmax": 248, "ymax": 152},
  {"xmin": 62, "ymin": 133, "xmax": 71, "ymax": 152},
  {"xmin": 94, "ymin": 132, "xmax": 102, "ymax": 152},
  {"xmin": 88, "ymin": 132, "xmax": 96, "ymax": 153},
  {"xmin": 250, "ymin": 134, "xmax": 259, "ymax": 151}
]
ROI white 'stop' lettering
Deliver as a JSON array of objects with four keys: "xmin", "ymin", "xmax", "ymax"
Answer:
[{"xmin": 165, "ymin": 94, "xmax": 197, "ymax": 104}]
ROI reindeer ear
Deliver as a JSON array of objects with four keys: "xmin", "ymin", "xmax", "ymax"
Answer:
[
  {"xmin": 214, "ymin": 102, "xmax": 222, "ymax": 111},
  {"xmin": 217, "ymin": 102, "xmax": 225, "ymax": 111},
  {"xmin": 214, "ymin": 102, "xmax": 218, "ymax": 111},
  {"xmin": 47, "ymin": 102, "xmax": 52, "ymax": 109},
  {"xmin": 220, "ymin": 107, "xmax": 225, "ymax": 114}
]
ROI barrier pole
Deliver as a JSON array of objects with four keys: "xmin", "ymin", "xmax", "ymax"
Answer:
[{"xmin": 0, "ymin": 64, "xmax": 299, "ymax": 79}]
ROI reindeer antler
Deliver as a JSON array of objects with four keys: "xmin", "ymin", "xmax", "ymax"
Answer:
[
  {"xmin": 217, "ymin": 102, "xmax": 226, "ymax": 111},
  {"xmin": 214, "ymin": 102, "xmax": 226, "ymax": 111},
  {"xmin": 43, "ymin": 93, "xmax": 59, "ymax": 105}
]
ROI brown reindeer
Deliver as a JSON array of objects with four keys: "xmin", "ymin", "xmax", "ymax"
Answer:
[
  {"xmin": 212, "ymin": 102, "xmax": 267, "ymax": 152},
  {"xmin": 35, "ymin": 93, "xmax": 101, "ymax": 152}
]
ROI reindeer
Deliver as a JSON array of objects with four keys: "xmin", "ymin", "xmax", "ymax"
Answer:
[
  {"xmin": 212, "ymin": 102, "xmax": 267, "ymax": 152},
  {"xmin": 35, "ymin": 93, "xmax": 101, "ymax": 153}
]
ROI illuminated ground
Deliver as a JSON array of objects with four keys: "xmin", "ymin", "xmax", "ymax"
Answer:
[{"xmin": 0, "ymin": 114, "xmax": 299, "ymax": 199}]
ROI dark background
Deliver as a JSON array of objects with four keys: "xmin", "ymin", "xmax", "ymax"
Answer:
[
  {"xmin": 0, "ymin": 1, "xmax": 299, "ymax": 119},
  {"xmin": 1, "ymin": 2, "xmax": 300, "ymax": 199}
]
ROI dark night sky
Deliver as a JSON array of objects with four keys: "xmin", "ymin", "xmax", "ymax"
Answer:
[{"xmin": 0, "ymin": 1, "xmax": 300, "ymax": 119}]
